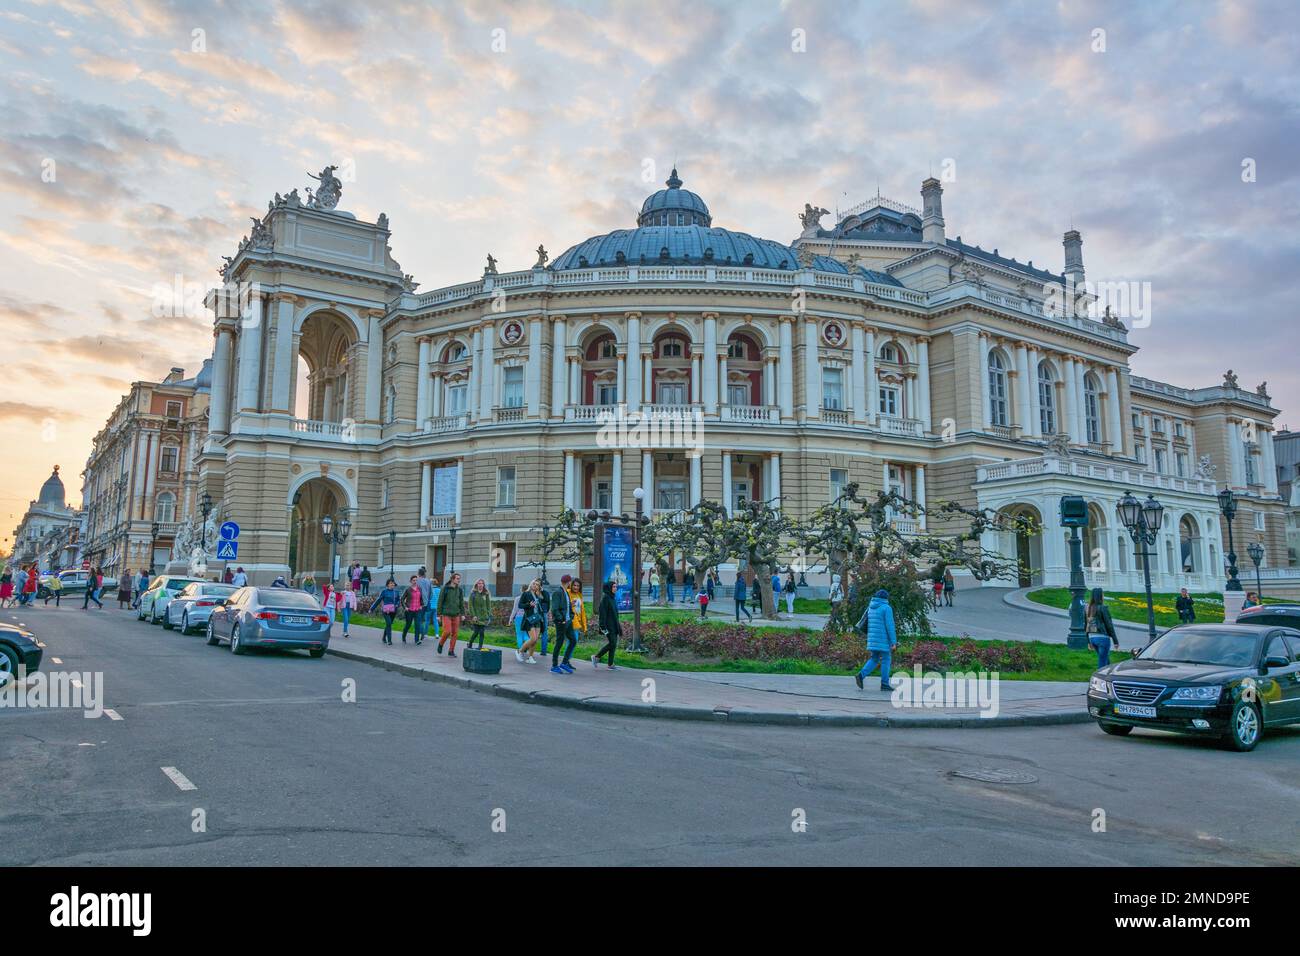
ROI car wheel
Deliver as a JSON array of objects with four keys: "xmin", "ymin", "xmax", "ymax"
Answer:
[
  {"xmin": 309, "ymin": 648, "xmax": 325, "ymax": 659},
  {"xmin": 1099, "ymin": 721, "xmax": 1133, "ymax": 737},
  {"xmin": 0, "ymin": 644, "xmax": 20, "ymax": 690},
  {"xmin": 150, "ymin": 606, "xmax": 162, "ymax": 625},
  {"xmin": 230, "ymin": 625, "xmax": 246, "ymax": 656},
  {"xmin": 181, "ymin": 613, "xmax": 191, "ymax": 634},
  {"xmin": 205, "ymin": 620, "xmax": 220, "ymax": 646},
  {"xmin": 1225, "ymin": 700, "xmax": 1262, "ymax": 752},
  {"xmin": 162, "ymin": 612, "xmax": 174, "ymax": 630}
]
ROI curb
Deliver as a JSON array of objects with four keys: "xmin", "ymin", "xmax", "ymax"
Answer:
[
  {"xmin": 326, "ymin": 645, "xmax": 1092, "ymax": 729},
  {"xmin": 1003, "ymin": 588, "xmax": 1155, "ymax": 635}
]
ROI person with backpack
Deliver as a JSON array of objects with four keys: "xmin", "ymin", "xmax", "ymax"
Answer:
[
  {"xmin": 853, "ymin": 589, "xmax": 897, "ymax": 692},
  {"xmin": 591, "ymin": 580, "xmax": 621, "ymax": 670},
  {"xmin": 733, "ymin": 572, "xmax": 752, "ymax": 622},
  {"xmin": 436, "ymin": 571, "xmax": 465, "ymax": 657},
  {"xmin": 377, "ymin": 577, "xmax": 400, "ymax": 645},
  {"xmin": 467, "ymin": 578, "xmax": 492, "ymax": 651},
  {"xmin": 516, "ymin": 579, "xmax": 545, "ymax": 664},
  {"xmin": 1086, "ymin": 588, "xmax": 1119, "ymax": 667},
  {"xmin": 698, "ymin": 585, "xmax": 710, "ymax": 619}
]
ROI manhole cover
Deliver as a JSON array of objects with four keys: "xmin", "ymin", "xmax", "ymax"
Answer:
[{"xmin": 949, "ymin": 768, "xmax": 1038, "ymax": 784}]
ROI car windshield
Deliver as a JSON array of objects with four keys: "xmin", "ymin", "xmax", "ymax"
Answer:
[
  {"xmin": 202, "ymin": 584, "xmax": 238, "ymax": 596},
  {"xmin": 1140, "ymin": 628, "xmax": 1259, "ymax": 667},
  {"xmin": 255, "ymin": 589, "xmax": 319, "ymax": 609},
  {"xmin": 167, "ymin": 579, "xmax": 202, "ymax": 591}
]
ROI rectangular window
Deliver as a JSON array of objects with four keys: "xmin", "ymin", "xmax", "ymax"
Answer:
[
  {"xmin": 656, "ymin": 478, "xmax": 687, "ymax": 511},
  {"xmin": 657, "ymin": 381, "xmax": 687, "ymax": 406},
  {"xmin": 432, "ymin": 463, "xmax": 459, "ymax": 516},
  {"xmin": 160, "ymin": 446, "xmax": 179, "ymax": 473},
  {"xmin": 830, "ymin": 468, "xmax": 848, "ymax": 505},
  {"xmin": 496, "ymin": 466, "xmax": 516, "ymax": 507},
  {"xmin": 727, "ymin": 383, "xmax": 750, "ymax": 406},
  {"xmin": 1154, "ymin": 448, "xmax": 1166, "ymax": 473},
  {"xmin": 381, "ymin": 478, "xmax": 390, "ymax": 509},
  {"xmin": 1152, "ymin": 416, "xmax": 1164, "ymax": 434},
  {"xmin": 502, "ymin": 367, "xmax": 524, "ymax": 408},
  {"xmin": 1244, "ymin": 445, "xmax": 1257, "ymax": 485},
  {"xmin": 1131, "ymin": 412, "xmax": 1141, "ymax": 430},
  {"xmin": 1175, "ymin": 453, "xmax": 1187, "ymax": 477},
  {"xmin": 596, "ymin": 382, "xmax": 618, "ymax": 405},
  {"xmin": 1254, "ymin": 511, "xmax": 1266, "ymax": 532},
  {"xmin": 730, "ymin": 479, "xmax": 751, "ymax": 508},
  {"xmin": 1136, "ymin": 444, "xmax": 1147, "ymax": 465},
  {"xmin": 165, "ymin": 401, "xmax": 182, "ymax": 419},
  {"xmin": 879, "ymin": 386, "xmax": 899, "ymax": 417},
  {"xmin": 594, "ymin": 480, "xmax": 612, "ymax": 511},
  {"xmin": 447, "ymin": 384, "xmax": 467, "ymax": 415},
  {"xmin": 822, "ymin": 368, "xmax": 844, "ymax": 410},
  {"xmin": 1174, "ymin": 422, "xmax": 1185, "ymax": 438}
]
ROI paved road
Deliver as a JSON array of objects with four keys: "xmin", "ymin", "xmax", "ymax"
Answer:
[{"xmin": 3, "ymin": 603, "xmax": 1297, "ymax": 866}]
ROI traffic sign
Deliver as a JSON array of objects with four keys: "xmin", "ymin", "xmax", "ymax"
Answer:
[
  {"xmin": 216, "ymin": 540, "xmax": 238, "ymax": 560},
  {"xmin": 219, "ymin": 521, "xmax": 240, "ymax": 541}
]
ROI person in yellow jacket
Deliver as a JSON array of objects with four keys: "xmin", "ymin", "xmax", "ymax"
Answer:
[{"xmin": 567, "ymin": 577, "xmax": 588, "ymax": 645}]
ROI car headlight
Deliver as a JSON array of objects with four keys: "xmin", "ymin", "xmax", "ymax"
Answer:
[
  {"xmin": 1170, "ymin": 685, "xmax": 1222, "ymax": 702},
  {"xmin": 1089, "ymin": 676, "xmax": 1111, "ymax": 696}
]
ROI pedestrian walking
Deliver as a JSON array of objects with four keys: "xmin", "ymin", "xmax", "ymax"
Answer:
[
  {"xmin": 853, "ymin": 589, "xmax": 897, "ymax": 692},
  {"xmin": 568, "ymin": 577, "xmax": 588, "ymax": 648},
  {"xmin": 359, "ymin": 566, "xmax": 371, "ymax": 597},
  {"xmin": 337, "ymin": 585, "xmax": 356, "ymax": 638},
  {"xmin": 415, "ymin": 567, "xmax": 432, "ymax": 644},
  {"xmin": 85, "ymin": 567, "xmax": 104, "ymax": 609},
  {"xmin": 16, "ymin": 566, "xmax": 30, "ymax": 607},
  {"xmin": 943, "ymin": 569, "xmax": 955, "ymax": 607},
  {"xmin": 0, "ymin": 567, "xmax": 13, "ymax": 608},
  {"xmin": 436, "ymin": 571, "xmax": 465, "ymax": 656},
  {"xmin": 591, "ymin": 580, "xmax": 621, "ymax": 669},
  {"xmin": 377, "ymin": 577, "xmax": 400, "ymax": 645},
  {"xmin": 783, "ymin": 572, "xmax": 797, "ymax": 616},
  {"xmin": 750, "ymin": 576, "xmax": 763, "ymax": 616},
  {"xmin": 350, "ymin": 562, "xmax": 362, "ymax": 592},
  {"xmin": 428, "ymin": 575, "xmax": 442, "ymax": 642},
  {"xmin": 665, "ymin": 566, "xmax": 675, "ymax": 604},
  {"xmin": 222, "ymin": 567, "xmax": 234, "ymax": 584},
  {"xmin": 116, "ymin": 569, "xmax": 132, "ymax": 609},
  {"xmin": 705, "ymin": 569, "xmax": 716, "ymax": 603},
  {"xmin": 399, "ymin": 575, "xmax": 423, "ymax": 644},
  {"xmin": 1085, "ymin": 588, "xmax": 1119, "ymax": 667},
  {"xmin": 467, "ymin": 578, "xmax": 491, "ymax": 651},
  {"xmin": 931, "ymin": 575, "xmax": 944, "ymax": 608},
  {"xmin": 231, "ymin": 566, "xmax": 248, "ymax": 587},
  {"xmin": 549, "ymin": 574, "xmax": 577, "ymax": 673},
  {"xmin": 134, "ymin": 568, "xmax": 150, "ymax": 608},
  {"xmin": 321, "ymin": 580, "xmax": 334, "ymax": 627},
  {"xmin": 516, "ymin": 578, "xmax": 545, "ymax": 663},
  {"xmin": 734, "ymin": 573, "xmax": 752, "ymax": 621},
  {"xmin": 683, "ymin": 569, "xmax": 695, "ymax": 605},
  {"xmin": 698, "ymin": 587, "xmax": 710, "ymax": 619},
  {"xmin": 510, "ymin": 586, "xmax": 527, "ymax": 653},
  {"xmin": 45, "ymin": 573, "xmax": 64, "ymax": 606},
  {"xmin": 536, "ymin": 582, "xmax": 552, "ymax": 655},
  {"xmin": 1175, "ymin": 587, "xmax": 1195, "ymax": 624},
  {"xmin": 648, "ymin": 567, "xmax": 660, "ymax": 603}
]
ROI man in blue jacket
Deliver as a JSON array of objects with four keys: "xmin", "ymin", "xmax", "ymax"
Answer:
[{"xmin": 854, "ymin": 589, "xmax": 898, "ymax": 692}]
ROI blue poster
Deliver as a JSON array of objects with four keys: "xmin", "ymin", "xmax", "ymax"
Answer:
[{"xmin": 602, "ymin": 525, "xmax": 635, "ymax": 612}]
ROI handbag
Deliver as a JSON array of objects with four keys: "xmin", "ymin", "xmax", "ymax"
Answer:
[{"xmin": 381, "ymin": 602, "xmax": 396, "ymax": 614}]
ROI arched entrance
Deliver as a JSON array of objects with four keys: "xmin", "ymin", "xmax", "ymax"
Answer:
[
  {"xmin": 289, "ymin": 475, "xmax": 352, "ymax": 584},
  {"xmin": 295, "ymin": 310, "xmax": 361, "ymax": 423},
  {"xmin": 1179, "ymin": 514, "xmax": 1201, "ymax": 574},
  {"xmin": 998, "ymin": 503, "xmax": 1044, "ymax": 587}
]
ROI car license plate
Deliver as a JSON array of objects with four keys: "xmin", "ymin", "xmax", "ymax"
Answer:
[
  {"xmin": 1115, "ymin": 703, "xmax": 1156, "ymax": 718},
  {"xmin": 282, "ymin": 616, "xmax": 309, "ymax": 625}
]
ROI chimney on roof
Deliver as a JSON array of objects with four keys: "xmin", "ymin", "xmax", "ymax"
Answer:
[
  {"xmin": 1063, "ymin": 229, "xmax": 1084, "ymax": 283},
  {"xmin": 921, "ymin": 178, "xmax": 945, "ymax": 244}
]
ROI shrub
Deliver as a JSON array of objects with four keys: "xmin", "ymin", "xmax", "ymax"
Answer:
[{"xmin": 832, "ymin": 554, "xmax": 932, "ymax": 637}]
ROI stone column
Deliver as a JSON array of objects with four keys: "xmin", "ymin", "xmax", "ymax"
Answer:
[
  {"xmin": 467, "ymin": 326, "xmax": 482, "ymax": 423},
  {"xmin": 415, "ymin": 337, "xmax": 430, "ymax": 430},
  {"xmin": 210, "ymin": 326, "xmax": 234, "ymax": 434},
  {"xmin": 642, "ymin": 350, "xmax": 653, "ymax": 405},
  {"xmin": 702, "ymin": 313, "xmax": 719, "ymax": 414},
  {"xmin": 778, "ymin": 316, "xmax": 795, "ymax": 419},
  {"xmin": 850, "ymin": 322, "xmax": 866, "ymax": 423},
  {"xmin": 478, "ymin": 323, "xmax": 495, "ymax": 420},
  {"xmin": 454, "ymin": 459, "xmax": 463, "ymax": 524},
  {"xmin": 237, "ymin": 294, "xmax": 264, "ymax": 413},
  {"xmin": 625, "ymin": 312, "xmax": 641, "ymax": 413},
  {"xmin": 1062, "ymin": 357, "xmax": 1078, "ymax": 442},
  {"xmin": 977, "ymin": 332, "xmax": 991, "ymax": 429},
  {"xmin": 1227, "ymin": 419, "xmax": 1244, "ymax": 487},
  {"xmin": 563, "ymin": 451, "xmax": 575, "ymax": 511},
  {"xmin": 1263, "ymin": 427, "xmax": 1278, "ymax": 494},
  {"xmin": 721, "ymin": 451, "xmax": 733, "ymax": 514},
  {"xmin": 270, "ymin": 294, "xmax": 296, "ymax": 413},
  {"xmin": 550, "ymin": 316, "xmax": 567, "ymax": 421},
  {"xmin": 1075, "ymin": 361, "xmax": 1089, "ymax": 442},
  {"xmin": 568, "ymin": 353, "xmax": 580, "ymax": 408},
  {"xmin": 611, "ymin": 451, "xmax": 623, "ymax": 515},
  {"xmin": 865, "ymin": 327, "xmax": 877, "ymax": 425},
  {"xmin": 770, "ymin": 452, "xmax": 782, "ymax": 507},
  {"xmin": 1105, "ymin": 366, "xmax": 1122, "ymax": 451},
  {"xmin": 690, "ymin": 351, "xmax": 701, "ymax": 404},
  {"xmin": 431, "ymin": 371, "xmax": 443, "ymax": 418},
  {"xmin": 527, "ymin": 317, "xmax": 543, "ymax": 417},
  {"xmin": 641, "ymin": 451, "xmax": 654, "ymax": 515},
  {"xmin": 915, "ymin": 465, "xmax": 927, "ymax": 530},
  {"xmin": 717, "ymin": 353, "xmax": 729, "ymax": 406},
  {"xmin": 1014, "ymin": 344, "xmax": 1031, "ymax": 434},
  {"xmin": 917, "ymin": 336, "xmax": 932, "ymax": 432},
  {"xmin": 420, "ymin": 461, "xmax": 431, "ymax": 525},
  {"xmin": 616, "ymin": 351, "xmax": 626, "ymax": 403},
  {"xmin": 689, "ymin": 453, "xmax": 702, "ymax": 507},
  {"xmin": 364, "ymin": 311, "xmax": 383, "ymax": 423},
  {"xmin": 803, "ymin": 317, "xmax": 820, "ymax": 418},
  {"xmin": 765, "ymin": 357, "xmax": 777, "ymax": 408}
]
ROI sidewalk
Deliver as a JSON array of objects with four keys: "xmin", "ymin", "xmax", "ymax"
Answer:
[{"xmin": 324, "ymin": 620, "xmax": 1089, "ymax": 728}]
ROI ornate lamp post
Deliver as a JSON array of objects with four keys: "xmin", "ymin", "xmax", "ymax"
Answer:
[
  {"xmin": 539, "ymin": 524, "xmax": 551, "ymax": 585},
  {"xmin": 449, "ymin": 526, "xmax": 457, "ymax": 574},
  {"xmin": 149, "ymin": 521, "xmax": 160, "ymax": 575},
  {"xmin": 1059, "ymin": 495, "xmax": 1089, "ymax": 649},
  {"xmin": 631, "ymin": 487, "xmax": 647, "ymax": 652},
  {"xmin": 388, "ymin": 529, "xmax": 396, "ymax": 581},
  {"xmin": 1117, "ymin": 491, "xmax": 1164, "ymax": 644},
  {"xmin": 1217, "ymin": 487, "xmax": 1242, "ymax": 592},
  {"xmin": 321, "ymin": 511, "xmax": 351, "ymax": 586},
  {"xmin": 1246, "ymin": 541, "xmax": 1265, "ymax": 601}
]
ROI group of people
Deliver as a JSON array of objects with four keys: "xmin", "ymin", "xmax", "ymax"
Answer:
[
  {"xmin": 370, "ymin": 567, "xmax": 482, "ymax": 654},
  {"xmin": 0, "ymin": 564, "xmax": 42, "ymax": 608},
  {"xmin": 511, "ymin": 575, "xmax": 621, "ymax": 673}
]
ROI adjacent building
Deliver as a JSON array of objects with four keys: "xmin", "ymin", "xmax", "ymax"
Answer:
[
  {"xmin": 9, "ymin": 466, "xmax": 81, "ymax": 571},
  {"xmin": 79, "ymin": 363, "xmax": 212, "ymax": 577},
  {"xmin": 193, "ymin": 167, "xmax": 1290, "ymax": 595}
]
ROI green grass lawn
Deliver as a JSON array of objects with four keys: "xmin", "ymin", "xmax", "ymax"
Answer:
[
  {"xmin": 1026, "ymin": 587, "xmax": 1286, "ymax": 628},
  {"xmin": 347, "ymin": 613, "xmax": 1108, "ymax": 681}
]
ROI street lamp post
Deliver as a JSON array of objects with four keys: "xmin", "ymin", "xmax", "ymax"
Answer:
[
  {"xmin": 1246, "ymin": 541, "xmax": 1264, "ymax": 601},
  {"xmin": 320, "ymin": 511, "xmax": 352, "ymax": 587},
  {"xmin": 449, "ymin": 526, "xmax": 457, "ymax": 574},
  {"xmin": 1117, "ymin": 491, "xmax": 1164, "ymax": 645},
  {"xmin": 149, "ymin": 522, "xmax": 160, "ymax": 575},
  {"xmin": 388, "ymin": 529, "xmax": 396, "ymax": 581},
  {"xmin": 631, "ymin": 487, "xmax": 646, "ymax": 652},
  {"xmin": 1059, "ymin": 495, "xmax": 1089, "ymax": 650},
  {"xmin": 1217, "ymin": 487, "xmax": 1242, "ymax": 592},
  {"xmin": 539, "ymin": 524, "xmax": 551, "ymax": 585}
]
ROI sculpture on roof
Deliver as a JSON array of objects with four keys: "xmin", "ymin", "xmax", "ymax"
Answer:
[
  {"xmin": 1193, "ymin": 454, "xmax": 1217, "ymax": 480},
  {"xmin": 534, "ymin": 245, "xmax": 549, "ymax": 269},
  {"xmin": 306, "ymin": 165, "xmax": 343, "ymax": 210},
  {"xmin": 1044, "ymin": 432, "xmax": 1071, "ymax": 458},
  {"xmin": 376, "ymin": 212, "xmax": 389, "ymax": 230},
  {"xmin": 798, "ymin": 203, "xmax": 829, "ymax": 238},
  {"xmin": 1223, "ymin": 369, "xmax": 1239, "ymax": 389},
  {"xmin": 1256, "ymin": 381, "xmax": 1270, "ymax": 400},
  {"xmin": 484, "ymin": 254, "xmax": 498, "ymax": 275},
  {"xmin": 796, "ymin": 246, "xmax": 816, "ymax": 268},
  {"xmin": 248, "ymin": 217, "xmax": 273, "ymax": 251}
]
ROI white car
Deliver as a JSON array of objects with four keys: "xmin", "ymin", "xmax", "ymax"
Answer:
[
  {"xmin": 165, "ymin": 582, "xmax": 238, "ymax": 633},
  {"xmin": 137, "ymin": 575, "xmax": 205, "ymax": 624}
]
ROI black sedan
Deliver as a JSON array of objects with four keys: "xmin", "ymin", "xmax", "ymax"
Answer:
[
  {"xmin": 205, "ymin": 587, "xmax": 331, "ymax": 658},
  {"xmin": 0, "ymin": 623, "xmax": 42, "ymax": 689},
  {"xmin": 1088, "ymin": 623, "xmax": 1300, "ymax": 751}
]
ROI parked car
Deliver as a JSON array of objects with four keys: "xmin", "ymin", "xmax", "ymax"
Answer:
[
  {"xmin": 205, "ymin": 587, "xmax": 330, "ymax": 658},
  {"xmin": 1088, "ymin": 623, "xmax": 1300, "ymax": 751},
  {"xmin": 0, "ymin": 623, "xmax": 42, "ymax": 690},
  {"xmin": 165, "ymin": 582, "xmax": 239, "ymax": 633},
  {"xmin": 137, "ymin": 575, "xmax": 205, "ymax": 624},
  {"xmin": 1236, "ymin": 604, "xmax": 1300, "ymax": 628},
  {"xmin": 37, "ymin": 569, "xmax": 117, "ymax": 599}
]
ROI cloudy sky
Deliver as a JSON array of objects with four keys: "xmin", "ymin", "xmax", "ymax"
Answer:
[{"xmin": 1, "ymin": 0, "xmax": 1297, "ymax": 536}]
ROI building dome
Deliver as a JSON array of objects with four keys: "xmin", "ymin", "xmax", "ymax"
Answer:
[
  {"xmin": 637, "ymin": 168, "xmax": 712, "ymax": 227},
  {"xmin": 38, "ymin": 465, "xmax": 66, "ymax": 508}
]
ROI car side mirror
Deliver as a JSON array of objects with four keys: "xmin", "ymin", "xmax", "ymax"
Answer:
[{"xmin": 1264, "ymin": 656, "xmax": 1289, "ymax": 669}]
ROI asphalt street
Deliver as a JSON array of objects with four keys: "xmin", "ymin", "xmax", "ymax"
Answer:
[{"xmin": 3, "ymin": 602, "xmax": 1297, "ymax": 866}]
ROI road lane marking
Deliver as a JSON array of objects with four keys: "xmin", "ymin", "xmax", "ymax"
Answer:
[
  {"xmin": 161, "ymin": 767, "xmax": 197, "ymax": 791},
  {"xmin": 103, "ymin": 709, "xmax": 123, "ymax": 721},
  {"xmin": 70, "ymin": 678, "xmax": 83, "ymax": 689},
  {"xmin": 51, "ymin": 657, "xmax": 63, "ymax": 664}
]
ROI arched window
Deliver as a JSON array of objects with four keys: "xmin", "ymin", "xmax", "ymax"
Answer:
[
  {"xmin": 445, "ymin": 343, "xmax": 467, "ymax": 362},
  {"xmin": 1179, "ymin": 515, "xmax": 1200, "ymax": 572},
  {"xmin": 155, "ymin": 492, "xmax": 175, "ymax": 524},
  {"xmin": 1037, "ymin": 362, "xmax": 1057, "ymax": 435},
  {"xmin": 988, "ymin": 351, "xmax": 1009, "ymax": 427},
  {"xmin": 880, "ymin": 342, "xmax": 901, "ymax": 363},
  {"xmin": 1084, "ymin": 374, "xmax": 1101, "ymax": 444},
  {"xmin": 727, "ymin": 339, "xmax": 746, "ymax": 359},
  {"xmin": 659, "ymin": 338, "xmax": 684, "ymax": 358}
]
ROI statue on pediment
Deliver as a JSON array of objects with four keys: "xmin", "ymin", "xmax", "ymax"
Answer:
[
  {"xmin": 799, "ymin": 203, "xmax": 829, "ymax": 237},
  {"xmin": 248, "ymin": 217, "xmax": 273, "ymax": 251},
  {"xmin": 534, "ymin": 245, "xmax": 549, "ymax": 269},
  {"xmin": 377, "ymin": 213, "xmax": 389, "ymax": 230},
  {"xmin": 403, "ymin": 274, "xmax": 420, "ymax": 292},
  {"xmin": 1223, "ymin": 369, "xmax": 1239, "ymax": 389},
  {"xmin": 485, "ymin": 254, "xmax": 498, "ymax": 275},
  {"xmin": 306, "ymin": 165, "xmax": 343, "ymax": 210},
  {"xmin": 1044, "ymin": 433, "xmax": 1071, "ymax": 458},
  {"xmin": 796, "ymin": 246, "xmax": 816, "ymax": 268},
  {"xmin": 1193, "ymin": 454, "xmax": 1217, "ymax": 480},
  {"xmin": 1256, "ymin": 381, "xmax": 1270, "ymax": 400},
  {"xmin": 845, "ymin": 252, "xmax": 862, "ymax": 270}
]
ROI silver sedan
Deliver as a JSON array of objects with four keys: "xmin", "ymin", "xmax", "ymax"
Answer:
[{"xmin": 166, "ymin": 582, "xmax": 239, "ymax": 633}]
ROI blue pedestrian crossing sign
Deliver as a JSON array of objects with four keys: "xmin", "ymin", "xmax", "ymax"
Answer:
[
  {"xmin": 219, "ymin": 521, "xmax": 240, "ymax": 541},
  {"xmin": 216, "ymin": 540, "xmax": 238, "ymax": 560}
]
